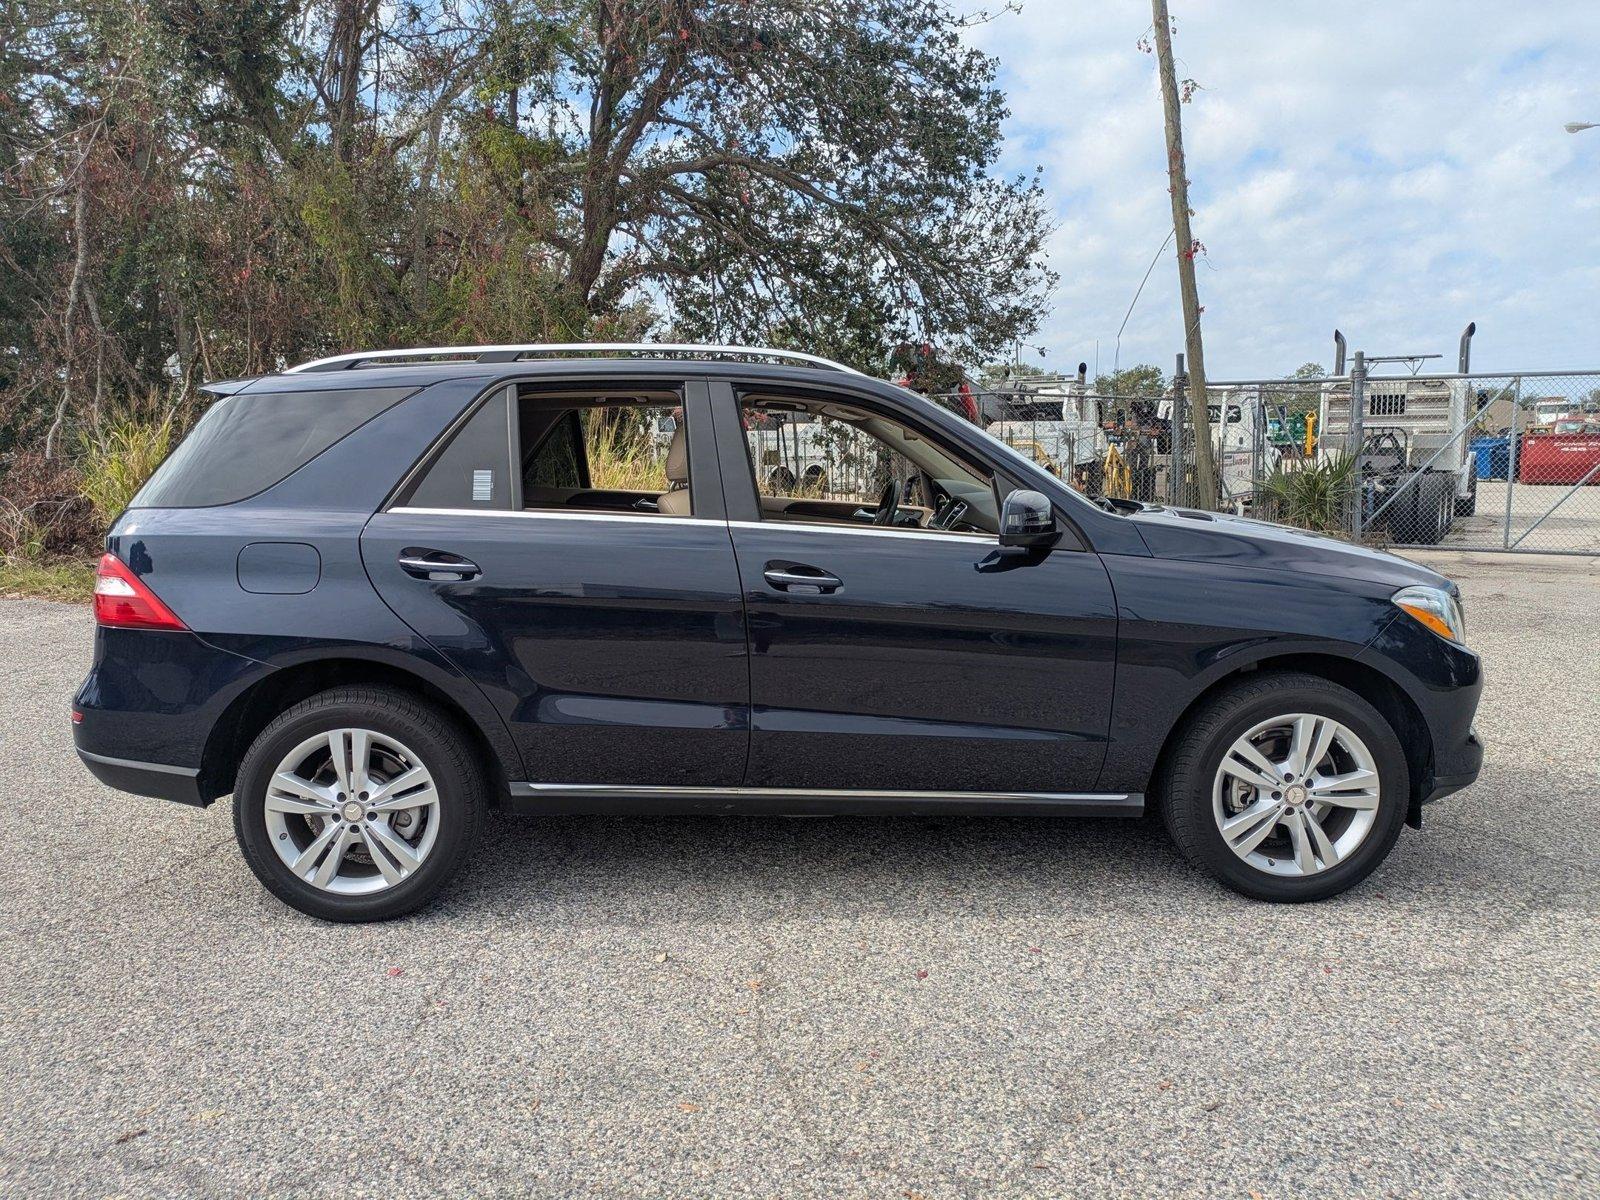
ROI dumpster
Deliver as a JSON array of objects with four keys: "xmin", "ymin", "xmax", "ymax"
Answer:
[
  {"xmin": 1518, "ymin": 432, "xmax": 1600, "ymax": 485},
  {"xmin": 1471, "ymin": 435, "xmax": 1509, "ymax": 480}
]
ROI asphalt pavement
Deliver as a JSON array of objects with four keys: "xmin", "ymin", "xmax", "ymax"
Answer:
[{"xmin": 2, "ymin": 551, "xmax": 1596, "ymax": 1198}]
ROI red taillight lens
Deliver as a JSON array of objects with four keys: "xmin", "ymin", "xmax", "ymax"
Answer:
[{"xmin": 93, "ymin": 553, "xmax": 187, "ymax": 631}]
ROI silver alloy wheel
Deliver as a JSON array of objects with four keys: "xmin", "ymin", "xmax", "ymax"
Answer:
[
  {"xmin": 264, "ymin": 728, "xmax": 441, "ymax": 895},
  {"xmin": 1211, "ymin": 713, "xmax": 1380, "ymax": 878}
]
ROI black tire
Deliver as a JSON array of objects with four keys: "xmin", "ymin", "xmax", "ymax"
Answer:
[
  {"xmin": 1157, "ymin": 672, "xmax": 1409, "ymax": 902},
  {"xmin": 1409, "ymin": 475, "xmax": 1449, "ymax": 545},
  {"xmin": 1455, "ymin": 457, "xmax": 1477, "ymax": 517},
  {"xmin": 233, "ymin": 685, "xmax": 486, "ymax": 922},
  {"xmin": 1383, "ymin": 483, "xmax": 1420, "ymax": 543}
]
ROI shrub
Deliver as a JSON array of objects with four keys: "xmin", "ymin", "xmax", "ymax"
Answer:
[
  {"xmin": 78, "ymin": 417, "xmax": 173, "ymax": 524},
  {"xmin": 584, "ymin": 413, "xmax": 669, "ymax": 492},
  {"xmin": 1257, "ymin": 454, "xmax": 1358, "ymax": 533},
  {"xmin": 0, "ymin": 450, "xmax": 98, "ymax": 558}
]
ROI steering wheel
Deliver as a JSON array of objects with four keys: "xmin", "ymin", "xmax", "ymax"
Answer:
[
  {"xmin": 931, "ymin": 496, "xmax": 969, "ymax": 531},
  {"xmin": 873, "ymin": 479, "xmax": 901, "ymax": 526}
]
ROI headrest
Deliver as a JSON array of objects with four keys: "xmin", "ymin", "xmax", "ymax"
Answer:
[{"xmin": 665, "ymin": 423, "xmax": 688, "ymax": 483}]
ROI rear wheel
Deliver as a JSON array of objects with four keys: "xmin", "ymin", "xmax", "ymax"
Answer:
[
  {"xmin": 1159, "ymin": 673, "xmax": 1408, "ymax": 901},
  {"xmin": 233, "ymin": 686, "xmax": 485, "ymax": 921}
]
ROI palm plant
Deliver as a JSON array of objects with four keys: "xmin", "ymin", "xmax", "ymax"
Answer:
[{"xmin": 1256, "ymin": 454, "xmax": 1359, "ymax": 534}]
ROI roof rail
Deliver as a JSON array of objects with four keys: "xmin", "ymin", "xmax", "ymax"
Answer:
[{"xmin": 285, "ymin": 342, "xmax": 866, "ymax": 376}]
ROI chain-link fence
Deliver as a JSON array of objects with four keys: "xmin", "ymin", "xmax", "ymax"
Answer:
[
  {"xmin": 1328, "ymin": 367, "xmax": 1600, "ymax": 552},
  {"xmin": 927, "ymin": 361, "xmax": 1600, "ymax": 554}
]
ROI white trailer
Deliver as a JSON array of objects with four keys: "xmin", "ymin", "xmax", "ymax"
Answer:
[{"xmin": 1317, "ymin": 377, "xmax": 1477, "ymax": 544}]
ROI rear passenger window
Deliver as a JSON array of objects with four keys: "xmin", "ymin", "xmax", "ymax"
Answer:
[
  {"xmin": 399, "ymin": 387, "xmax": 516, "ymax": 510},
  {"xmin": 133, "ymin": 386, "xmax": 416, "ymax": 508},
  {"xmin": 518, "ymin": 396, "xmax": 688, "ymax": 515}
]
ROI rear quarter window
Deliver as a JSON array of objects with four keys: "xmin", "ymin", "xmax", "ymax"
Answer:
[{"xmin": 132, "ymin": 386, "xmax": 416, "ymax": 508}]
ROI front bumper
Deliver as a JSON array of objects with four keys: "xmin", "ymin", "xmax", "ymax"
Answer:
[
  {"xmin": 76, "ymin": 746, "xmax": 205, "ymax": 806},
  {"xmin": 1359, "ymin": 614, "xmax": 1484, "ymax": 818},
  {"xmin": 1421, "ymin": 726, "xmax": 1484, "ymax": 804}
]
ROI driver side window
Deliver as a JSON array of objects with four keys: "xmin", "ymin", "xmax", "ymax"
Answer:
[{"xmin": 736, "ymin": 394, "xmax": 996, "ymax": 535}]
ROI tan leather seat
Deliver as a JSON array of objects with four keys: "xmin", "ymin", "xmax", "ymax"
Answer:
[{"xmin": 656, "ymin": 425, "xmax": 691, "ymax": 515}]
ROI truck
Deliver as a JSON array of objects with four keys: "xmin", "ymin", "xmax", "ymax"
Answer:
[
  {"xmin": 1307, "ymin": 324, "xmax": 1492, "ymax": 545},
  {"xmin": 981, "ymin": 365, "xmax": 1107, "ymax": 491},
  {"xmin": 1156, "ymin": 392, "xmax": 1280, "ymax": 505},
  {"xmin": 1317, "ymin": 376, "xmax": 1477, "ymax": 544}
]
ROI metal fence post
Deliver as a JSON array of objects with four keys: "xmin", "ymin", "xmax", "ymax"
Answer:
[
  {"xmin": 1170, "ymin": 352, "xmax": 1187, "ymax": 505},
  {"xmin": 1503, "ymin": 376, "xmax": 1522, "ymax": 548},
  {"xmin": 1349, "ymin": 350, "xmax": 1367, "ymax": 539}
]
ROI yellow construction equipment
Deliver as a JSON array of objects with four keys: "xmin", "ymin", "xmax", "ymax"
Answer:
[{"xmin": 1102, "ymin": 444, "xmax": 1132, "ymax": 498}]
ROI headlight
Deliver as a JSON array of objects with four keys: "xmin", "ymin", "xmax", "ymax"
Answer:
[{"xmin": 1392, "ymin": 585, "xmax": 1466, "ymax": 644}]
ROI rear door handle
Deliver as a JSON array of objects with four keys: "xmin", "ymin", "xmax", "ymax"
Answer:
[
  {"xmin": 763, "ymin": 562, "xmax": 842, "ymax": 594},
  {"xmin": 399, "ymin": 550, "xmax": 481, "ymax": 582}
]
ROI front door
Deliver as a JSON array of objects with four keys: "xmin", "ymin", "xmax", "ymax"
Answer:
[
  {"xmin": 362, "ymin": 379, "xmax": 749, "ymax": 788},
  {"xmin": 712, "ymin": 382, "xmax": 1119, "ymax": 796}
]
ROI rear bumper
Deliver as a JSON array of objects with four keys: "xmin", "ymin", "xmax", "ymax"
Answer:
[
  {"xmin": 72, "ymin": 626, "xmax": 269, "ymax": 805},
  {"xmin": 76, "ymin": 747, "xmax": 205, "ymax": 806}
]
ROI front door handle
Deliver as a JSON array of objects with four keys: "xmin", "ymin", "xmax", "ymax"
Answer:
[
  {"xmin": 399, "ymin": 549, "xmax": 481, "ymax": 582},
  {"xmin": 763, "ymin": 562, "xmax": 842, "ymax": 594}
]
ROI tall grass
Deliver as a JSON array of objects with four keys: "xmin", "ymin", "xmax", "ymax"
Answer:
[
  {"xmin": 1257, "ymin": 453, "xmax": 1358, "ymax": 533},
  {"xmin": 78, "ymin": 417, "xmax": 173, "ymax": 523},
  {"xmin": 583, "ymin": 414, "xmax": 669, "ymax": 492}
]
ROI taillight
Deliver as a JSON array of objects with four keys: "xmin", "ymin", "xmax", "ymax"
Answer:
[{"xmin": 93, "ymin": 553, "xmax": 188, "ymax": 631}]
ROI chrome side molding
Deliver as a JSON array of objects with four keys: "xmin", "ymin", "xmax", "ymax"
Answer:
[{"xmin": 504, "ymin": 783, "xmax": 1143, "ymax": 817}]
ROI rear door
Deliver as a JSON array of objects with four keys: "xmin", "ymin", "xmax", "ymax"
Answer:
[
  {"xmin": 361, "ymin": 378, "xmax": 750, "ymax": 788},
  {"xmin": 711, "ymin": 381, "xmax": 1120, "ymax": 797}
]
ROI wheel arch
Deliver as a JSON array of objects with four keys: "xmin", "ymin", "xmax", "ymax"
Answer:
[
  {"xmin": 1146, "ymin": 651, "xmax": 1433, "ymax": 826},
  {"xmin": 198, "ymin": 656, "xmax": 516, "ymax": 804}
]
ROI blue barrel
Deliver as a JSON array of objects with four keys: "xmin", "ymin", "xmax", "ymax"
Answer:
[{"xmin": 1471, "ymin": 436, "xmax": 1509, "ymax": 480}]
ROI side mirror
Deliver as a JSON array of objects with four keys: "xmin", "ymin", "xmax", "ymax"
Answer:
[{"xmin": 999, "ymin": 489, "xmax": 1059, "ymax": 548}]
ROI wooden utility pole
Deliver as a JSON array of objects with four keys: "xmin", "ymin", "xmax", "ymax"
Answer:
[{"xmin": 1151, "ymin": 0, "xmax": 1217, "ymax": 508}]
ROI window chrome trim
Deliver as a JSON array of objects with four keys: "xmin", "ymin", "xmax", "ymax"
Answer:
[
  {"xmin": 388, "ymin": 506, "xmax": 726, "ymax": 528},
  {"xmin": 385, "ymin": 506, "xmax": 997, "ymax": 544},
  {"xmin": 726, "ymin": 519, "xmax": 994, "ymax": 544}
]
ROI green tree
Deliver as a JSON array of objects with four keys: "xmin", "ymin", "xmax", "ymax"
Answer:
[
  {"xmin": 1093, "ymin": 364, "xmax": 1166, "ymax": 398},
  {"xmin": 162, "ymin": 0, "xmax": 1058, "ymax": 368},
  {"xmin": 1, "ymin": 0, "xmax": 1056, "ymax": 468}
]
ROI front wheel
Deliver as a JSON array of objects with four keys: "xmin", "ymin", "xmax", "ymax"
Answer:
[
  {"xmin": 233, "ymin": 686, "xmax": 485, "ymax": 921},
  {"xmin": 1158, "ymin": 673, "xmax": 1408, "ymax": 902}
]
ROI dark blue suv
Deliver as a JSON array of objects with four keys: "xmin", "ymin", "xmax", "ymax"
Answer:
[{"xmin": 73, "ymin": 345, "xmax": 1483, "ymax": 920}]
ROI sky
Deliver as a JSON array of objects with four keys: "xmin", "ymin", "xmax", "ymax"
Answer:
[{"xmin": 965, "ymin": 0, "xmax": 1600, "ymax": 380}]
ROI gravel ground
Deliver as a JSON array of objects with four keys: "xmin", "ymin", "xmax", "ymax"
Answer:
[{"xmin": 2, "ymin": 551, "xmax": 1597, "ymax": 1199}]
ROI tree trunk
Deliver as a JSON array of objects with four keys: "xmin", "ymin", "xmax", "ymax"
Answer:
[
  {"xmin": 45, "ymin": 180, "xmax": 91, "ymax": 459},
  {"xmin": 1151, "ymin": 0, "xmax": 1217, "ymax": 510},
  {"xmin": 411, "ymin": 102, "xmax": 446, "ymax": 314}
]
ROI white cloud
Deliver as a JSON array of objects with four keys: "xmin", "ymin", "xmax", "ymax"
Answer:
[{"xmin": 967, "ymin": 0, "xmax": 1600, "ymax": 377}]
